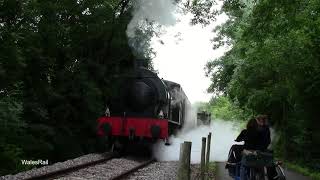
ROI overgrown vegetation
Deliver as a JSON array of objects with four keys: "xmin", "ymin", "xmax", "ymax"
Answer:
[
  {"xmin": 206, "ymin": 0, "xmax": 320, "ymax": 174},
  {"xmin": 207, "ymin": 162, "xmax": 217, "ymax": 179},
  {"xmin": 285, "ymin": 161, "xmax": 320, "ymax": 180},
  {"xmin": 2, "ymin": 0, "xmax": 319, "ymax": 177},
  {"xmin": 0, "ymin": 0, "xmax": 218, "ymax": 175},
  {"xmin": 0, "ymin": 0, "xmax": 140, "ymax": 175},
  {"xmin": 209, "ymin": 96, "xmax": 249, "ymax": 121}
]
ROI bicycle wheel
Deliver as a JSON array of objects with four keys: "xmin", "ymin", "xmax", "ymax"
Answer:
[
  {"xmin": 248, "ymin": 168, "xmax": 255, "ymax": 180},
  {"xmin": 248, "ymin": 167, "xmax": 267, "ymax": 180},
  {"xmin": 275, "ymin": 165, "xmax": 286, "ymax": 180},
  {"xmin": 256, "ymin": 172, "xmax": 266, "ymax": 180}
]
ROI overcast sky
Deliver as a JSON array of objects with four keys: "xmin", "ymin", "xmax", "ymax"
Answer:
[
  {"xmin": 127, "ymin": 0, "xmax": 229, "ymax": 103},
  {"xmin": 152, "ymin": 12, "xmax": 228, "ymax": 103}
]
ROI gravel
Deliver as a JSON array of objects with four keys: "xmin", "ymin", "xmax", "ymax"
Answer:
[
  {"xmin": 127, "ymin": 161, "xmax": 179, "ymax": 180},
  {"xmin": 127, "ymin": 162, "xmax": 216, "ymax": 180},
  {"xmin": 55, "ymin": 157, "xmax": 143, "ymax": 180},
  {"xmin": 1, "ymin": 154, "xmax": 216, "ymax": 180},
  {"xmin": 0, "ymin": 153, "xmax": 111, "ymax": 180}
]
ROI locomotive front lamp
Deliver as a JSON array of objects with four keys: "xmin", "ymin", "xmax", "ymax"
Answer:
[
  {"xmin": 158, "ymin": 110, "xmax": 164, "ymax": 119},
  {"xmin": 105, "ymin": 106, "xmax": 110, "ymax": 117}
]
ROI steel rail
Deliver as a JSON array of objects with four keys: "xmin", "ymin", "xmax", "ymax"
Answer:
[{"xmin": 111, "ymin": 158, "xmax": 156, "ymax": 180}]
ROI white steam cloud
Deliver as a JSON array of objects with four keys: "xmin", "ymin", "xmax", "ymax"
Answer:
[
  {"xmin": 126, "ymin": 0, "xmax": 177, "ymax": 39},
  {"xmin": 126, "ymin": 0, "xmax": 238, "ymax": 164},
  {"xmin": 126, "ymin": 0, "xmax": 228, "ymax": 102},
  {"xmin": 181, "ymin": 102, "xmax": 197, "ymax": 131},
  {"xmin": 153, "ymin": 119, "xmax": 242, "ymax": 163}
]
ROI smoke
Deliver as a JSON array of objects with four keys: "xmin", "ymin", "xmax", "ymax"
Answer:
[
  {"xmin": 126, "ymin": 0, "xmax": 242, "ymax": 163},
  {"xmin": 127, "ymin": 0, "xmax": 236, "ymax": 163},
  {"xmin": 153, "ymin": 119, "xmax": 242, "ymax": 163},
  {"xmin": 126, "ymin": 0, "xmax": 177, "ymax": 58},
  {"xmin": 126, "ymin": 0, "xmax": 177, "ymax": 38},
  {"xmin": 180, "ymin": 101, "xmax": 196, "ymax": 131}
]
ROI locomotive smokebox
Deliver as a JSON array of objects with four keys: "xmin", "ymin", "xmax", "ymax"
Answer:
[
  {"xmin": 109, "ymin": 60, "xmax": 168, "ymax": 117},
  {"xmin": 128, "ymin": 81, "xmax": 157, "ymax": 111}
]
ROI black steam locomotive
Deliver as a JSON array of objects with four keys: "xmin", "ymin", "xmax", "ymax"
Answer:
[{"xmin": 97, "ymin": 62, "xmax": 189, "ymax": 151}]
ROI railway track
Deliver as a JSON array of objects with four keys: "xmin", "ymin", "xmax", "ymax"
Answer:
[
  {"xmin": 22, "ymin": 154, "xmax": 155, "ymax": 180},
  {"xmin": 110, "ymin": 158, "xmax": 156, "ymax": 180},
  {"xmin": 24, "ymin": 153, "xmax": 117, "ymax": 180}
]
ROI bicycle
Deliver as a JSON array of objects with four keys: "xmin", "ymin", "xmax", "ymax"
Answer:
[
  {"xmin": 241, "ymin": 150, "xmax": 286, "ymax": 180},
  {"xmin": 226, "ymin": 148, "xmax": 286, "ymax": 180}
]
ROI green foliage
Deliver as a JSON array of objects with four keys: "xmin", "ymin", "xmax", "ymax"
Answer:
[
  {"xmin": 175, "ymin": 0, "xmax": 218, "ymax": 26},
  {"xmin": 285, "ymin": 162, "xmax": 320, "ymax": 180},
  {"xmin": 208, "ymin": 96, "xmax": 250, "ymax": 122},
  {"xmin": 188, "ymin": 0, "xmax": 218, "ymax": 25},
  {"xmin": 194, "ymin": 96, "xmax": 250, "ymax": 129},
  {"xmin": 0, "ymin": 0, "xmax": 156, "ymax": 175},
  {"xmin": 0, "ymin": 86, "xmax": 31, "ymax": 174},
  {"xmin": 0, "ymin": 144, "xmax": 32, "ymax": 175},
  {"xmin": 206, "ymin": 0, "xmax": 320, "ymax": 172}
]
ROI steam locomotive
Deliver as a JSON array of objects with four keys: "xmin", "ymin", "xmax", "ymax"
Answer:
[{"xmin": 97, "ymin": 62, "xmax": 189, "ymax": 151}]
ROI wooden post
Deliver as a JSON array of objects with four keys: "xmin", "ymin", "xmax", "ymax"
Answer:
[
  {"xmin": 206, "ymin": 132, "xmax": 212, "ymax": 173},
  {"xmin": 178, "ymin": 141, "xmax": 192, "ymax": 180},
  {"xmin": 200, "ymin": 137, "xmax": 206, "ymax": 180}
]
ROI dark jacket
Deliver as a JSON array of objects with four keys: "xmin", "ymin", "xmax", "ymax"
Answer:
[{"xmin": 235, "ymin": 126, "xmax": 271, "ymax": 151}]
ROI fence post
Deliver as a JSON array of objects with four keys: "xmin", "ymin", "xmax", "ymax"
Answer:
[
  {"xmin": 200, "ymin": 137, "xmax": 206, "ymax": 180},
  {"xmin": 206, "ymin": 132, "xmax": 212, "ymax": 173},
  {"xmin": 178, "ymin": 141, "xmax": 192, "ymax": 180}
]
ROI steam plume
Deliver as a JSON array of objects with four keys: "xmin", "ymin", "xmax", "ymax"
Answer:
[
  {"xmin": 127, "ymin": 0, "xmax": 177, "ymax": 38},
  {"xmin": 126, "ymin": 0, "xmax": 177, "ymax": 58},
  {"xmin": 153, "ymin": 119, "xmax": 241, "ymax": 163}
]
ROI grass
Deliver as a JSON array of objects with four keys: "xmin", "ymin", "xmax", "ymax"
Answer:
[
  {"xmin": 285, "ymin": 161, "xmax": 320, "ymax": 180},
  {"xmin": 208, "ymin": 162, "xmax": 217, "ymax": 171},
  {"xmin": 207, "ymin": 162, "xmax": 217, "ymax": 180},
  {"xmin": 191, "ymin": 162, "xmax": 217, "ymax": 180}
]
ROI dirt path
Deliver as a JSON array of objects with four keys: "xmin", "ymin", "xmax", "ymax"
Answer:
[
  {"xmin": 216, "ymin": 162, "xmax": 312, "ymax": 180},
  {"xmin": 215, "ymin": 162, "xmax": 233, "ymax": 180}
]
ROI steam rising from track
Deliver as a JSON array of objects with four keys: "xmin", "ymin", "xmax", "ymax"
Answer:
[{"xmin": 153, "ymin": 118, "xmax": 241, "ymax": 163}]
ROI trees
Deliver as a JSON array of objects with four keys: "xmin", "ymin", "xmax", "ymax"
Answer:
[
  {"xmin": 0, "ymin": 0, "xmax": 143, "ymax": 174},
  {"xmin": 206, "ymin": 0, "xmax": 320, "ymax": 168},
  {"xmin": 1, "ymin": 0, "xmax": 216, "ymax": 175}
]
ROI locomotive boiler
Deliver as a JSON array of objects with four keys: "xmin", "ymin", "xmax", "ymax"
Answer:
[{"xmin": 97, "ymin": 62, "xmax": 189, "ymax": 151}]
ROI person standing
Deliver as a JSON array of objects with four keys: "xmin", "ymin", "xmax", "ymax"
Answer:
[
  {"xmin": 255, "ymin": 115, "xmax": 271, "ymax": 150},
  {"xmin": 257, "ymin": 115, "xmax": 278, "ymax": 180},
  {"xmin": 236, "ymin": 115, "xmax": 274, "ymax": 180}
]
